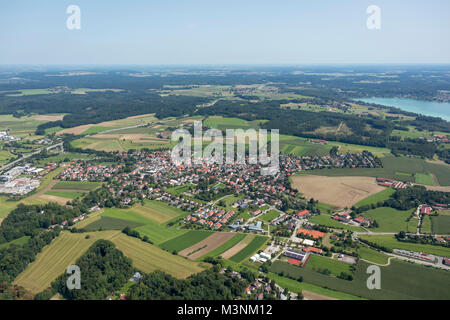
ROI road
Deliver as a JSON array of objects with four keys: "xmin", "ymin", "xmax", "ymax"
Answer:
[{"xmin": 0, "ymin": 142, "xmax": 63, "ymax": 173}]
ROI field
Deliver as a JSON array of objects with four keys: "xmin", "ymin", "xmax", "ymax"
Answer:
[
  {"xmin": 160, "ymin": 231, "xmax": 213, "ymax": 253},
  {"xmin": 356, "ymin": 246, "xmax": 390, "ymax": 265},
  {"xmin": 0, "ymin": 236, "xmax": 31, "ymax": 249},
  {"xmin": 308, "ymin": 214, "xmax": 365, "ymax": 232},
  {"xmin": 204, "ymin": 116, "xmax": 266, "ymax": 131},
  {"xmin": 291, "ymin": 175, "xmax": 385, "ymax": 208},
  {"xmin": 44, "ymin": 190, "xmax": 83, "ymax": 199},
  {"xmin": 131, "ymin": 200, "xmax": 186, "ymax": 223},
  {"xmin": 199, "ymin": 233, "xmax": 247, "ymax": 259},
  {"xmin": 229, "ymin": 236, "xmax": 268, "ymax": 263},
  {"xmin": 0, "ymin": 114, "xmax": 60, "ymax": 137},
  {"xmin": 362, "ymin": 207, "xmax": 415, "ymax": 233},
  {"xmin": 301, "ymin": 155, "xmax": 450, "ymax": 186},
  {"xmin": 178, "ymin": 232, "xmax": 235, "ymax": 260},
  {"xmin": 359, "ymin": 234, "xmax": 450, "ymax": 257},
  {"xmin": 420, "ymin": 215, "xmax": 432, "ymax": 234},
  {"xmin": 14, "ymin": 231, "xmax": 119, "ymax": 294},
  {"xmin": 431, "ymin": 214, "xmax": 450, "ymax": 234},
  {"xmin": 415, "ymin": 173, "xmax": 435, "ymax": 186},
  {"xmin": 51, "ymin": 181, "xmax": 101, "ymax": 191},
  {"xmin": 270, "ymin": 259, "xmax": 450, "ymax": 300},
  {"xmin": 305, "ymin": 255, "xmax": 353, "ymax": 277},
  {"xmin": 259, "ymin": 210, "xmax": 281, "ymax": 222},
  {"xmin": 133, "ymin": 221, "xmax": 187, "ymax": 245},
  {"xmin": 110, "ymin": 233, "xmax": 204, "ymax": 278},
  {"xmin": 81, "ymin": 216, "xmax": 144, "ymax": 231},
  {"xmin": 355, "ymin": 188, "xmax": 396, "ymax": 207}
]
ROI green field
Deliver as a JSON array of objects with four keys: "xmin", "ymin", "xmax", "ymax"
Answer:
[
  {"xmin": 305, "ymin": 255, "xmax": 353, "ymax": 277},
  {"xmin": 356, "ymin": 246, "xmax": 390, "ymax": 265},
  {"xmin": 101, "ymin": 208, "xmax": 154, "ymax": 225},
  {"xmin": 359, "ymin": 234, "xmax": 450, "ymax": 257},
  {"xmin": 52, "ymin": 181, "xmax": 101, "ymax": 191},
  {"xmin": 81, "ymin": 216, "xmax": 144, "ymax": 231},
  {"xmin": 82, "ymin": 126, "xmax": 117, "ymax": 135},
  {"xmin": 200, "ymin": 233, "xmax": 247, "ymax": 259},
  {"xmin": 355, "ymin": 188, "xmax": 396, "ymax": 207},
  {"xmin": 259, "ymin": 210, "xmax": 281, "ymax": 222},
  {"xmin": 132, "ymin": 199, "xmax": 188, "ymax": 224},
  {"xmin": 229, "ymin": 236, "xmax": 267, "ymax": 263},
  {"xmin": 308, "ymin": 214, "xmax": 365, "ymax": 232},
  {"xmin": 159, "ymin": 230, "xmax": 213, "ymax": 253},
  {"xmin": 420, "ymin": 215, "xmax": 432, "ymax": 234},
  {"xmin": 204, "ymin": 116, "xmax": 265, "ymax": 131},
  {"xmin": 362, "ymin": 207, "xmax": 415, "ymax": 233},
  {"xmin": 110, "ymin": 233, "xmax": 204, "ymax": 278},
  {"xmin": 44, "ymin": 191, "xmax": 83, "ymax": 199},
  {"xmin": 270, "ymin": 259, "xmax": 450, "ymax": 300},
  {"xmin": 431, "ymin": 214, "xmax": 450, "ymax": 234},
  {"xmin": 0, "ymin": 236, "xmax": 31, "ymax": 249},
  {"xmin": 415, "ymin": 173, "xmax": 435, "ymax": 186},
  {"xmin": 133, "ymin": 220, "xmax": 187, "ymax": 245}
]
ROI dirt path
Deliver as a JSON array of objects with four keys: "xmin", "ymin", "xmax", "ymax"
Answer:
[
  {"xmin": 26, "ymin": 180, "xmax": 59, "ymax": 200},
  {"xmin": 302, "ymin": 290, "xmax": 339, "ymax": 300}
]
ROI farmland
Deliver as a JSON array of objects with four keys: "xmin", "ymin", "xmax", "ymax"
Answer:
[
  {"xmin": 229, "ymin": 236, "xmax": 268, "ymax": 263},
  {"xmin": 160, "ymin": 231, "xmax": 213, "ymax": 253},
  {"xmin": 110, "ymin": 233, "xmax": 204, "ymax": 278},
  {"xmin": 199, "ymin": 233, "xmax": 247, "ymax": 259},
  {"xmin": 270, "ymin": 259, "xmax": 450, "ymax": 300},
  {"xmin": 14, "ymin": 231, "xmax": 120, "ymax": 294},
  {"xmin": 301, "ymin": 155, "xmax": 450, "ymax": 186},
  {"xmin": 51, "ymin": 181, "xmax": 101, "ymax": 191},
  {"xmin": 431, "ymin": 213, "xmax": 450, "ymax": 234},
  {"xmin": 362, "ymin": 207, "xmax": 415, "ymax": 233},
  {"xmin": 304, "ymin": 255, "xmax": 353, "ymax": 277},
  {"xmin": 291, "ymin": 175, "xmax": 385, "ymax": 208},
  {"xmin": 131, "ymin": 200, "xmax": 187, "ymax": 223},
  {"xmin": 355, "ymin": 188, "xmax": 396, "ymax": 207},
  {"xmin": 81, "ymin": 216, "xmax": 144, "ymax": 231},
  {"xmin": 178, "ymin": 232, "xmax": 235, "ymax": 260},
  {"xmin": 359, "ymin": 234, "xmax": 450, "ymax": 257}
]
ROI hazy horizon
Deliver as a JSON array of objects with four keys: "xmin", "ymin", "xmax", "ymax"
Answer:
[{"xmin": 1, "ymin": 0, "xmax": 449, "ymax": 65}]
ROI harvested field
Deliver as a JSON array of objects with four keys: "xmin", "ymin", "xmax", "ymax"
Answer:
[
  {"xmin": 178, "ymin": 232, "xmax": 235, "ymax": 260},
  {"xmin": 221, "ymin": 235, "xmax": 254, "ymax": 259},
  {"xmin": 303, "ymin": 290, "xmax": 338, "ymax": 300},
  {"xmin": 110, "ymin": 233, "xmax": 203, "ymax": 278},
  {"xmin": 423, "ymin": 185, "xmax": 450, "ymax": 192},
  {"xmin": 38, "ymin": 194, "xmax": 71, "ymax": 205},
  {"xmin": 33, "ymin": 114, "xmax": 64, "ymax": 121},
  {"xmin": 291, "ymin": 175, "xmax": 385, "ymax": 208},
  {"xmin": 14, "ymin": 230, "xmax": 119, "ymax": 293}
]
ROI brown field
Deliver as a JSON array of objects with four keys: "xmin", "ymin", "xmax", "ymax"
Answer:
[
  {"xmin": 94, "ymin": 133, "xmax": 167, "ymax": 143},
  {"xmin": 33, "ymin": 114, "xmax": 64, "ymax": 121},
  {"xmin": 39, "ymin": 194, "xmax": 71, "ymax": 205},
  {"xmin": 423, "ymin": 185, "xmax": 450, "ymax": 192},
  {"xmin": 178, "ymin": 232, "xmax": 235, "ymax": 260},
  {"xmin": 291, "ymin": 175, "xmax": 385, "ymax": 208},
  {"xmin": 303, "ymin": 290, "xmax": 338, "ymax": 300},
  {"xmin": 57, "ymin": 124, "xmax": 94, "ymax": 135},
  {"xmin": 221, "ymin": 235, "xmax": 255, "ymax": 259}
]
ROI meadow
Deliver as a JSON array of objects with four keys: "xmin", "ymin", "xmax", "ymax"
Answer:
[
  {"xmin": 355, "ymin": 188, "xmax": 395, "ymax": 207},
  {"xmin": 356, "ymin": 246, "xmax": 390, "ymax": 265},
  {"xmin": 81, "ymin": 216, "xmax": 144, "ymax": 231},
  {"xmin": 362, "ymin": 207, "xmax": 415, "ymax": 233}
]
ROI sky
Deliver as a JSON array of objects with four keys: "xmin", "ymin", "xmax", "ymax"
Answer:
[{"xmin": 0, "ymin": 0, "xmax": 449, "ymax": 65}]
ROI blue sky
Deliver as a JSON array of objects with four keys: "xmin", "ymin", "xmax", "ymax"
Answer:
[{"xmin": 1, "ymin": 0, "xmax": 449, "ymax": 65}]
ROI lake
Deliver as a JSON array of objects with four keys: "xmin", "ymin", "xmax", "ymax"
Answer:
[{"xmin": 357, "ymin": 97, "xmax": 450, "ymax": 121}]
